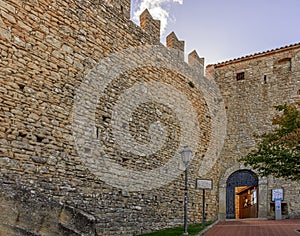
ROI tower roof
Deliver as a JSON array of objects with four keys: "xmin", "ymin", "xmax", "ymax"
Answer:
[{"xmin": 208, "ymin": 42, "xmax": 300, "ymax": 68}]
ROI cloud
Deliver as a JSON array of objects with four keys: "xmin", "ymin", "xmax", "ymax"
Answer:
[{"xmin": 132, "ymin": 0, "xmax": 184, "ymax": 35}]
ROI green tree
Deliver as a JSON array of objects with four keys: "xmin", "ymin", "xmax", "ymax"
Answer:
[{"xmin": 240, "ymin": 103, "xmax": 300, "ymax": 181}]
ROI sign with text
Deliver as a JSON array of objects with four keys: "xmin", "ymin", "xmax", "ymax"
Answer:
[
  {"xmin": 272, "ymin": 189, "xmax": 284, "ymax": 201},
  {"xmin": 196, "ymin": 179, "xmax": 213, "ymax": 190}
]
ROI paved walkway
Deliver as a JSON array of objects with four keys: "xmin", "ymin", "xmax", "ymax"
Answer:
[{"xmin": 203, "ymin": 219, "xmax": 300, "ymax": 236}]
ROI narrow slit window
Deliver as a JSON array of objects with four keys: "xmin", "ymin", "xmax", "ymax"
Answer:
[
  {"xmin": 236, "ymin": 72, "xmax": 245, "ymax": 81},
  {"xmin": 264, "ymin": 75, "xmax": 267, "ymax": 84},
  {"xmin": 96, "ymin": 127, "xmax": 99, "ymax": 139}
]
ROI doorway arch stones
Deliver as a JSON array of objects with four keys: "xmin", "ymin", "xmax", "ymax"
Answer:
[{"xmin": 218, "ymin": 163, "xmax": 268, "ymax": 220}]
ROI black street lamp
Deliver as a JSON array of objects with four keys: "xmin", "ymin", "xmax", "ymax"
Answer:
[{"xmin": 180, "ymin": 146, "xmax": 192, "ymax": 235}]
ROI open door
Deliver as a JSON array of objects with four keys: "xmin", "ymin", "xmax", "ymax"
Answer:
[
  {"xmin": 235, "ymin": 186, "xmax": 258, "ymax": 219},
  {"xmin": 226, "ymin": 170, "xmax": 258, "ymax": 219}
]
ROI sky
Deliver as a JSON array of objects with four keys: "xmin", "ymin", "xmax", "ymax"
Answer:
[{"xmin": 131, "ymin": 0, "xmax": 300, "ymax": 65}]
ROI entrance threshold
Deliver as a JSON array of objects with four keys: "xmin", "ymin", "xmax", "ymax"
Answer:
[{"xmin": 225, "ymin": 218, "xmax": 268, "ymax": 221}]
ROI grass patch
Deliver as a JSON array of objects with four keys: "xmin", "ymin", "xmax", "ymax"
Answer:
[{"xmin": 138, "ymin": 222, "xmax": 212, "ymax": 236}]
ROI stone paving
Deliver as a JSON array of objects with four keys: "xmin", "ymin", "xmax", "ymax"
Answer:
[{"xmin": 203, "ymin": 219, "xmax": 300, "ymax": 236}]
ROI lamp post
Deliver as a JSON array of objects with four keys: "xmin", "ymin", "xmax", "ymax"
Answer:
[{"xmin": 181, "ymin": 146, "xmax": 192, "ymax": 235}]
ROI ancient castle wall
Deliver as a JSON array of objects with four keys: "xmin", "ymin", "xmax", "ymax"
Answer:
[
  {"xmin": 207, "ymin": 44, "xmax": 300, "ymax": 219},
  {"xmin": 1, "ymin": 0, "xmax": 299, "ymax": 234},
  {"xmin": 0, "ymin": 0, "xmax": 215, "ymax": 235}
]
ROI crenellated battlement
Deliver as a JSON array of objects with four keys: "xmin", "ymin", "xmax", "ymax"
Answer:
[
  {"xmin": 166, "ymin": 32, "xmax": 185, "ymax": 54},
  {"xmin": 96, "ymin": 2, "xmax": 205, "ymax": 68},
  {"xmin": 188, "ymin": 50, "xmax": 205, "ymax": 76},
  {"xmin": 166, "ymin": 32, "xmax": 185, "ymax": 61},
  {"xmin": 188, "ymin": 50, "xmax": 204, "ymax": 67},
  {"xmin": 140, "ymin": 9, "xmax": 161, "ymax": 44},
  {"xmin": 138, "ymin": 8, "xmax": 203, "ymax": 69}
]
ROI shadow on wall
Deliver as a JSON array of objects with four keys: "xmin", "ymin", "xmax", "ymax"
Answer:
[{"xmin": 0, "ymin": 184, "xmax": 96, "ymax": 236}]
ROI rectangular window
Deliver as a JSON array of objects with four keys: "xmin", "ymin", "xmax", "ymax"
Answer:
[{"xmin": 236, "ymin": 72, "xmax": 245, "ymax": 81}]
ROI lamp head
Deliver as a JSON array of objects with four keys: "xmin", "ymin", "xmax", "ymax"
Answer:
[{"xmin": 181, "ymin": 146, "xmax": 192, "ymax": 165}]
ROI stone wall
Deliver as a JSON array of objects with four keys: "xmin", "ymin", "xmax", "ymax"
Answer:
[
  {"xmin": 207, "ymin": 44, "xmax": 300, "ymax": 219},
  {"xmin": 1, "ymin": 0, "xmax": 298, "ymax": 234},
  {"xmin": 0, "ymin": 0, "xmax": 216, "ymax": 235}
]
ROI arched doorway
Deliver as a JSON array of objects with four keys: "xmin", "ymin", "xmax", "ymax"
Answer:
[{"xmin": 226, "ymin": 170, "xmax": 258, "ymax": 219}]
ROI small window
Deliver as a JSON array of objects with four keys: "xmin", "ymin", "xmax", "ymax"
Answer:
[
  {"xmin": 263, "ymin": 75, "xmax": 267, "ymax": 84},
  {"xmin": 236, "ymin": 72, "xmax": 245, "ymax": 81}
]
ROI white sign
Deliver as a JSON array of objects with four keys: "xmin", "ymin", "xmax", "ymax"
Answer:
[
  {"xmin": 196, "ymin": 179, "xmax": 213, "ymax": 190},
  {"xmin": 272, "ymin": 189, "xmax": 284, "ymax": 201}
]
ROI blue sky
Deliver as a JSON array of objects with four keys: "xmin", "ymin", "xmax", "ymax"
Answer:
[{"xmin": 131, "ymin": 0, "xmax": 300, "ymax": 65}]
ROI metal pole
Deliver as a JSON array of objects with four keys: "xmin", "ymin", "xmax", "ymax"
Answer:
[
  {"xmin": 202, "ymin": 189, "xmax": 205, "ymax": 227},
  {"xmin": 275, "ymin": 200, "xmax": 282, "ymax": 220},
  {"xmin": 183, "ymin": 165, "xmax": 188, "ymax": 235}
]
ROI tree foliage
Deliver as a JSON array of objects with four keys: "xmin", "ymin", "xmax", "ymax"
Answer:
[{"xmin": 240, "ymin": 103, "xmax": 300, "ymax": 181}]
